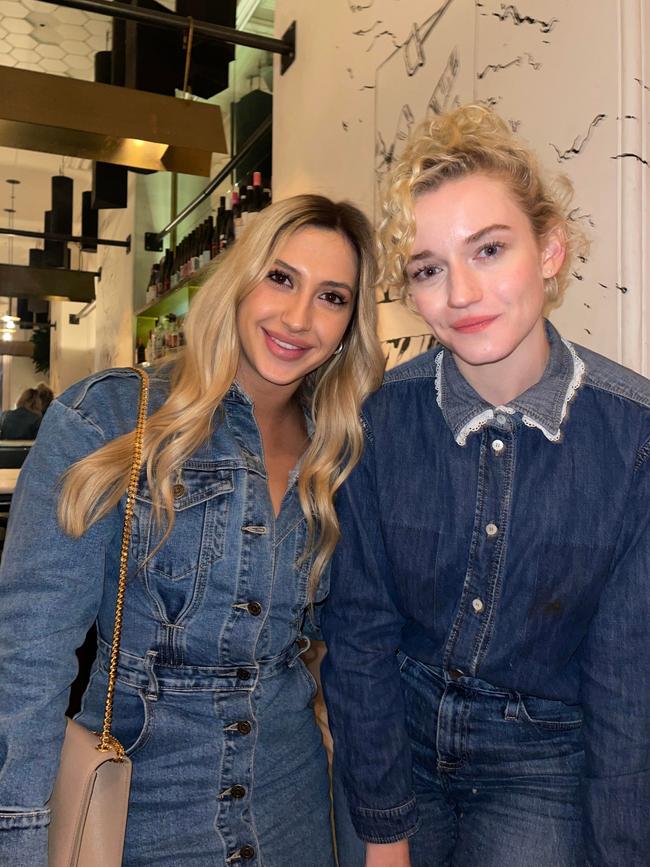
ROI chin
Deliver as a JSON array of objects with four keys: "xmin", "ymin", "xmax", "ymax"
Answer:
[{"xmin": 451, "ymin": 342, "xmax": 516, "ymax": 368}]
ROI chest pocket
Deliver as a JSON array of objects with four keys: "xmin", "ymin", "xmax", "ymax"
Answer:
[{"xmin": 131, "ymin": 466, "xmax": 234, "ymax": 582}]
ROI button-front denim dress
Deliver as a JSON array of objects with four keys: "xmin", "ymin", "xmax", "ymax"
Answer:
[{"xmin": 0, "ymin": 368, "xmax": 335, "ymax": 867}]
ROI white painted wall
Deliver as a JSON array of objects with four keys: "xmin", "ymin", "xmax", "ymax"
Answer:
[
  {"xmin": 49, "ymin": 300, "xmax": 95, "ymax": 394},
  {"xmin": 273, "ymin": 0, "xmax": 649, "ymax": 375},
  {"xmin": 94, "ymin": 175, "xmax": 137, "ymax": 371}
]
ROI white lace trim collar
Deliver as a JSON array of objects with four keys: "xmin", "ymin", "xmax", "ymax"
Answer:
[{"xmin": 436, "ymin": 338, "xmax": 586, "ymax": 446}]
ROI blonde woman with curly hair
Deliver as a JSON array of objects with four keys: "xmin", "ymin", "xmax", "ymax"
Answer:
[
  {"xmin": 0, "ymin": 194, "xmax": 384, "ymax": 866},
  {"xmin": 322, "ymin": 106, "xmax": 650, "ymax": 867}
]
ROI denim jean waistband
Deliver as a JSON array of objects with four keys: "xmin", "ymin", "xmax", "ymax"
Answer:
[
  {"xmin": 400, "ymin": 652, "xmax": 520, "ymax": 698},
  {"xmin": 96, "ymin": 635, "xmax": 310, "ymax": 692}
]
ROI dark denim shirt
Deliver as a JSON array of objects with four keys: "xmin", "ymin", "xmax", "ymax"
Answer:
[{"xmin": 321, "ymin": 322, "xmax": 650, "ymax": 864}]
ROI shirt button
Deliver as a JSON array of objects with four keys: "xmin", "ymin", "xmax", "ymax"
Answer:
[
  {"xmin": 230, "ymin": 785, "xmax": 246, "ymax": 799},
  {"xmin": 247, "ymin": 601, "xmax": 263, "ymax": 616},
  {"xmin": 495, "ymin": 413, "xmax": 507, "ymax": 426},
  {"xmin": 491, "ymin": 439, "xmax": 504, "ymax": 454},
  {"xmin": 172, "ymin": 483, "xmax": 186, "ymax": 499},
  {"xmin": 472, "ymin": 597, "xmax": 485, "ymax": 614},
  {"xmin": 237, "ymin": 668, "xmax": 251, "ymax": 680},
  {"xmin": 485, "ymin": 522, "xmax": 498, "ymax": 538},
  {"xmin": 236, "ymin": 720, "xmax": 252, "ymax": 735},
  {"xmin": 240, "ymin": 845, "xmax": 256, "ymax": 860}
]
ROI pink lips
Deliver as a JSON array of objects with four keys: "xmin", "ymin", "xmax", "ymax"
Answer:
[
  {"xmin": 262, "ymin": 328, "xmax": 312, "ymax": 360},
  {"xmin": 451, "ymin": 315, "xmax": 499, "ymax": 334}
]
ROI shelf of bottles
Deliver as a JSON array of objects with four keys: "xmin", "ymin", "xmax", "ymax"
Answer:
[{"xmin": 135, "ymin": 172, "xmax": 271, "ymax": 365}]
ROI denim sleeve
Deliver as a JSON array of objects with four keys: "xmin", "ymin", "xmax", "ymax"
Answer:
[
  {"xmin": 578, "ymin": 442, "xmax": 650, "ymax": 865},
  {"xmin": 0, "ymin": 399, "xmax": 119, "ymax": 866},
  {"xmin": 320, "ymin": 424, "xmax": 419, "ymax": 844}
]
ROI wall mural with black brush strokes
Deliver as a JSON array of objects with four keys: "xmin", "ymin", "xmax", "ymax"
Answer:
[
  {"xmin": 372, "ymin": 0, "xmax": 475, "ymax": 367},
  {"xmin": 274, "ymin": 0, "xmax": 648, "ymax": 373},
  {"xmin": 376, "ymin": 0, "xmax": 646, "ymax": 369}
]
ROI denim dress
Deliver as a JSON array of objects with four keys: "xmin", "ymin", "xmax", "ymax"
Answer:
[{"xmin": 0, "ymin": 368, "xmax": 335, "ymax": 867}]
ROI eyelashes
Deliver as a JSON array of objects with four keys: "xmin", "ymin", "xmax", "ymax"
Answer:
[
  {"xmin": 478, "ymin": 240, "xmax": 505, "ymax": 258},
  {"xmin": 266, "ymin": 270, "xmax": 348, "ymax": 306},
  {"xmin": 409, "ymin": 264, "xmax": 441, "ymax": 282},
  {"xmin": 408, "ymin": 240, "xmax": 506, "ymax": 282},
  {"xmin": 267, "ymin": 268, "xmax": 292, "ymax": 286}
]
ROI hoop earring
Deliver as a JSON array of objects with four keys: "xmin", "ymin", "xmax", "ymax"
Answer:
[{"xmin": 333, "ymin": 342, "xmax": 344, "ymax": 356}]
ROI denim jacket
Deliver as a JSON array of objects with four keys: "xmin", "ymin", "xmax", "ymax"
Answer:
[
  {"xmin": 321, "ymin": 322, "xmax": 650, "ymax": 864},
  {"xmin": 0, "ymin": 368, "xmax": 326, "ymax": 864}
]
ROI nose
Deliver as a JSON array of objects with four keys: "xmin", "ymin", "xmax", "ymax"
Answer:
[
  {"xmin": 280, "ymin": 292, "xmax": 312, "ymax": 332},
  {"xmin": 447, "ymin": 263, "xmax": 483, "ymax": 308}
]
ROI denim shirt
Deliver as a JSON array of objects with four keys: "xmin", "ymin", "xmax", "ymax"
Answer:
[
  {"xmin": 0, "ymin": 368, "xmax": 326, "ymax": 864},
  {"xmin": 321, "ymin": 322, "xmax": 650, "ymax": 864}
]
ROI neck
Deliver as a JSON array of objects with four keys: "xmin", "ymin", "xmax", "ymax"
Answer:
[
  {"xmin": 454, "ymin": 320, "xmax": 550, "ymax": 407},
  {"xmin": 234, "ymin": 373, "xmax": 302, "ymax": 426}
]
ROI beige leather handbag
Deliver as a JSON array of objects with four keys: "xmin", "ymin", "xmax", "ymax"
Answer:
[{"xmin": 48, "ymin": 368, "xmax": 148, "ymax": 867}]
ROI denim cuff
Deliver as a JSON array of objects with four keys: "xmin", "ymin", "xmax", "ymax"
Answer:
[
  {"xmin": 350, "ymin": 795, "xmax": 420, "ymax": 843},
  {"xmin": 0, "ymin": 807, "xmax": 49, "ymax": 830}
]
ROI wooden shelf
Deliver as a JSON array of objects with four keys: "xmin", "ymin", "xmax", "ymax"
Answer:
[{"xmin": 135, "ymin": 260, "xmax": 217, "ymax": 319}]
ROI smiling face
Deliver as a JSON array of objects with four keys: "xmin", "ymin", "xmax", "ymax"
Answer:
[
  {"xmin": 235, "ymin": 225, "xmax": 357, "ymax": 402},
  {"xmin": 407, "ymin": 173, "xmax": 565, "ymax": 403}
]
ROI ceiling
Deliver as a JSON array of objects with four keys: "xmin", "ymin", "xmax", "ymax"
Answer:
[
  {"xmin": 0, "ymin": 1, "xmax": 111, "ymax": 79},
  {"xmin": 0, "ymin": 0, "xmax": 274, "ymax": 281}
]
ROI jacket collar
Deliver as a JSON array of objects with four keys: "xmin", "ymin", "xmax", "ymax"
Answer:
[{"xmin": 435, "ymin": 320, "xmax": 586, "ymax": 446}]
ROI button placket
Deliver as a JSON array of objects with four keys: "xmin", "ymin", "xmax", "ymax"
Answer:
[{"xmin": 442, "ymin": 427, "xmax": 514, "ymax": 675}]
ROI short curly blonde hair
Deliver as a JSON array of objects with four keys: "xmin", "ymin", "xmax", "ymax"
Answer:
[{"xmin": 378, "ymin": 104, "xmax": 588, "ymax": 306}]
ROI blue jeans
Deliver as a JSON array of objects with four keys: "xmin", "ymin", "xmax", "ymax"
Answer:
[{"xmin": 335, "ymin": 652, "xmax": 585, "ymax": 867}]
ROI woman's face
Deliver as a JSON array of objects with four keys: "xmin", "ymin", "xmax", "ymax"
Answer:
[
  {"xmin": 236, "ymin": 226, "xmax": 357, "ymax": 400},
  {"xmin": 407, "ymin": 173, "xmax": 564, "ymax": 392}
]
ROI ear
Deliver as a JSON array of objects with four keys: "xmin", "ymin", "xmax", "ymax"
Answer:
[{"xmin": 541, "ymin": 225, "xmax": 566, "ymax": 279}]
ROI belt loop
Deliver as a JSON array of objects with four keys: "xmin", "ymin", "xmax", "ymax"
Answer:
[
  {"xmin": 144, "ymin": 650, "xmax": 159, "ymax": 701},
  {"xmin": 287, "ymin": 636, "xmax": 311, "ymax": 667},
  {"xmin": 504, "ymin": 692, "xmax": 521, "ymax": 721}
]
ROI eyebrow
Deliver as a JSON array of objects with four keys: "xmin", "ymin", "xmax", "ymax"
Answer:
[
  {"xmin": 408, "ymin": 224, "xmax": 513, "ymax": 264},
  {"xmin": 464, "ymin": 223, "xmax": 512, "ymax": 245},
  {"xmin": 273, "ymin": 258, "xmax": 354, "ymax": 293}
]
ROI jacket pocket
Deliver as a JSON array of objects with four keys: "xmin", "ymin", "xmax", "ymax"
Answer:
[{"xmin": 131, "ymin": 466, "xmax": 234, "ymax": 622}]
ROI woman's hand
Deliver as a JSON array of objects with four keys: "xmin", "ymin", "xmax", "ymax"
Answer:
[{"xmin": 365, "ymin": 840, "xmax": 411, "ymax": 867}]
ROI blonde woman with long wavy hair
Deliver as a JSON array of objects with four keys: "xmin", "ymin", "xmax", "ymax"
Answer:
[
  {"xmin": 322, "ymin": 106, "xmax": 650, "ymax": 867},
  {"xmin": 0, "ymin": 194, "xmax": 384, "ymax": 866}
]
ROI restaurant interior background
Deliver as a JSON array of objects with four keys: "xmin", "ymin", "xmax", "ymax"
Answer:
[{"xmin": 0, "ymin": 0, "xmax": 648, "ymax": 415}]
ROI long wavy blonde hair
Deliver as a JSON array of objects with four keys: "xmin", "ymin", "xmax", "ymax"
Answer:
[
  {"xmin": 378, "ymin": 104, "xmax": 589, "ymax": 306},
  {"xmin": 59, "ymin": 195, "xmax": 385, "ymax": 595}
]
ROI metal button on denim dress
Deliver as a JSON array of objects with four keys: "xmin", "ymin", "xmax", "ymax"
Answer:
[{"xmin": 0, "ymin": 369, "xmax": 334, "ymax": 867}]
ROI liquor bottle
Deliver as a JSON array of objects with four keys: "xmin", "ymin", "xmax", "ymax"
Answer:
[
  {"xmin": 239, "ymin": 187, "xmax": 248, "ymax": 227},
  {"xmin": 210, "ymin": 213, "xmax": 220, "ymax": 259},
  {"xmin": 252, "ymin": 171, "xmax": 263, "ymax": 212},
  {"xmin": 244, "ymin": 184, "xmax": 255, "ymax": 223},
  {"xmin": 230, "ymin": 190, "xmax": 241, "ymax": 238},
  {"xmin": 202, "ymin": 217, "xmax": 213, "ymax": 267},
  {"xmin": 192, "ymin": 228, "xmax": 201, "ymax": 274}
]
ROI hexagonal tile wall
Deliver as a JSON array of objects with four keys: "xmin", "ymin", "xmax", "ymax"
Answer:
[{"xmin": 0, "ymin": 1, "xmax": 111, "ymax": 80}]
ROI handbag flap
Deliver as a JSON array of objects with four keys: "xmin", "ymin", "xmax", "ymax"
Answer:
[{"xmin": 48, "ymin": 718, "xmax": 132, "ymax": 867}]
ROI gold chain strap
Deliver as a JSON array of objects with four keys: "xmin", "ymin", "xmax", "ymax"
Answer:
[{"xmin": 98, "ymin": 368, "xmax": 149, "ymax": 755}]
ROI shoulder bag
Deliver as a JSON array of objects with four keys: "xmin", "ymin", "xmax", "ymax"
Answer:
[{"xmin": 48, "ymin": 368, "xmax": 148, "ymax": 867}]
